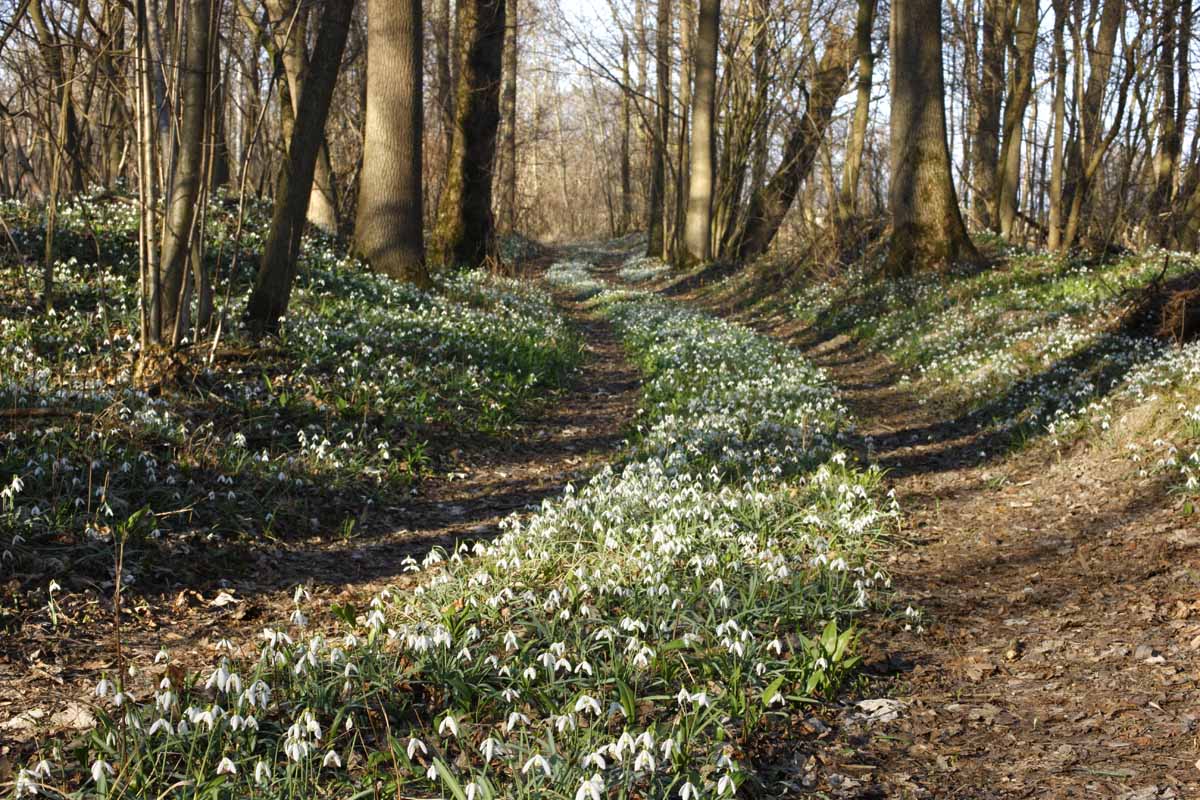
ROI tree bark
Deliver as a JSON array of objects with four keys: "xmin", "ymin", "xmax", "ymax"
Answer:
[
  {"xmin": 157, "ymin": 0, "xmax": 212, "ymax": 345},
  {"xmin": 355, "ymin": 0, "xmax": 430, "ymax": 283},
  {"xmin": 247, "ymin": 0, "xmax": 354, "ymax": 333},
  {"xmin": 836, "ymin": 0, "xmax": 877, "ymax": 225},
  {"xmin": 673, "ymin": 0, "xmax": 692, "ymax": 260},
  {"xmin": 29, "ymin": 0, "xmax": 85, "ymax": 194},
  {"xmin": 996, "ymin": 0, "xmax": 1037, "ymax": 239},
  {"xmin": 619, "ymin": 28, "xmax": 633, "ymax": 233},
  {"xmin": 435, "ymin": 0, "xmax": 456, "ymax": 138},
  {"xmin": 645, "ymin": 0, "xmax": 670, "ymax": 258},
  {"xmin": 1047, "ymin": 0, "xmax": 1068, "ymax": 250},
  {"xmin": 430, "ymin": 0, "xmax": 507, "ymax": 269},
  {"xmin": 501, "ymin": 0, "xmax": 518, "ymax": 234},
  {"xmin": 268, "ymin": 0, "xmax": 341, "ymax": 234},
  {"xmin": 683, "ymin": 0, "xmax": 718, "ymax": 263},
  {"xmin": 1151, "ymin": 0, "xmax": 1181, "ymax": 243},
  {"xmin": 1060, "ymin": 0, "xmax": 1125, "ymax": 250},
  {"xmin": 970, "ymin": 0, "xmax": 1005, "ymax": 230},
  {"xmin": 886, "ymin": 0, "xmax": 978, "ymax": 274}
]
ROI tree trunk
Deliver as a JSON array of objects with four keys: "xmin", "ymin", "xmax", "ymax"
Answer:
[
  {"xmin": 996, "ymin": 0, "xmax": 1037, "ymax": 239},
  {"xmin": 209, "ymin": 47, "xmax": 232, "ymax": 191},
  {"xmin": 683, "ymin": 0, "xmax": 718, "ymax": 264},
  {"xmin": 886, "ymin": 0, "xmax": 977, "ymax": 274},
  {"xmin": 435, "ymin": 0, "xmax": 456, "ymax": 137},
  {"xmin": 1151, "ymin": 0, "xmax": 1181, "ymax": 243},
  {"xmin": 673, "ymin": 0, "xmax": 692, "ymax": 260},
  {"xmin": 1047, "ymin": 0, "xmax": 1067, "ymax": 250},
  {"xmin": 619, "ymin": 29, "xmax": 633, "ymax": 233},
  {"xmin": 247, "ymin": 0, "xmax": 354, "ymax": 333},
  {"xmin": 157, "ymin": 0, "xmax": 212, "ymax": 345},
  {"xmin": 430, "ymin": 0, "xmax": 507, "ymax": 269},
  {"xmin": 645, "ymin": 0, "xmax": 670, "ymax": 258},
  {"xmin": 731, "ymin": 35, "xmax": 851, "ymax": 263},
  {"xmin": 501, "ymin": 0, "xmax": 518, "ymax": 234},
  {"xmin": 29, "ymin": 0, "xmax": 85, "ymax": 194},
  {"xmin": 1060, "ymin": 0, "xmax": 1125, "ymax": 250},
  {"xmin": 836, "ymin": 0, "xmax": 877, "ymax": 225},
  {"xmin": 134, "ymin": 0, "xmax": 163, "ymax": 344},
  {"xmin": 970, "ymin": 0, "xmax": 1005, "ymax": 230},
  {"xmin": 355, "ymin": 0, "xmax": 430, "ymax": 283},
  {"xmin": 269, "ymin": 0, "xmax": 341, "ymax": 234}
]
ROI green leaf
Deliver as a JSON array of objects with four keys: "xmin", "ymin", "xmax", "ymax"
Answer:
[
  {"xmin": 433, "ymin": 758, "xmax": 468, "ymax": 800},
  {"xmin": 820, "ymin": 620, "xmax": 839, "ymax": 654},
  {"xmin": 761, "ymin": 674, "xmax": 786, "ymax": 709}
]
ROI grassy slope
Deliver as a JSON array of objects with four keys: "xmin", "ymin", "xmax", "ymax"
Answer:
[
  {"xmin": 1, "ymin": 194, "xmax": 582, "ymax": 607},
  {"xmin": 661, "ymin": 239, "xmax": 1200, "ymax": 508}
]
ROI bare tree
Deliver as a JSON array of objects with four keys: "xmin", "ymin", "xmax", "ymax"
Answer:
[
  {"xmin": 886, "ymin": 0, "xmax": 977, "ymax": 273},
  {"xmin": 351, "ymin": 0, "xmax": 428, "ymax": 283},
  {"xmin": 731, "ymin": 31, "xmax": 852, "ymax": 263},
  {"xmin": 247, "ymin": 0, "xmax": 355, "ymax": 332},
  {"xmin": 683, "ymin": 0, "xmax": 718, "ymax": 263},
  {"xmin": 431, "ymin": 0, "xmax": 507, "ymax": 269},
  {"xmin": 645, "ymin": 0, "xmax": 670, "ymax": 258},
  {"xmin": 156, "ymin": 0, "xmax": 215, "ymax": 345}
]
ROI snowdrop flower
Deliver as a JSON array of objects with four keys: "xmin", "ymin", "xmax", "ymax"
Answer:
[
  {"xmin": 216, "ymin": 757, "xmax": 237, "ymax": 776},
  {"xmin": 575, "ymin": 773, "xmax": 605, "ymax": 800},
  {"xmin": 90, "ymin": 759, "xmax": 113, "ymax": 783},
  {"xmin": 660, "ymin": 738, "xmax": 676, "ymax": 759},
  {"xmin": 254, "ymin": 760, "xmax": 271, "ymax": 785},
  {"xmin": 438, "ymin": 714, "xmax": 459, "ymax": 737},
  {"xmin": 717, "ymin": 774, "xmax": 736, "ymax": 796},
  {"xmin": 406, "ymin": 737, "xmax": 428, "ymax": 759},
  {"xmin": 582, "ymin": 751, "xmax": 607, "ymax": 770},
  {"xmin": 322, "ymin": 750, "xmax": 342, "ymax": 768},
  {"xmin": 522, "ymin": 754, "xmax": 552, "ymax": 777},
  {"xmin": 480, "ymin": 737, "xmax": 502, "ymax": 760},
  {"xmin": 680, "ymin": 781, "xmax": 699, "ymax": 800},
  {"xmin": 574, "ymin": 694, "xmax": 602, "ymax": 716},
  {"xmin": 148, "ymin": 718, "xmax": 174, "ymax": 736},
  {"xmin": 14, "ymin": 770, "xmax": 38, "ymax": 798},
  {"xmin": 633, "ymin": 749, "xmax": 656, "ymax": 772}
]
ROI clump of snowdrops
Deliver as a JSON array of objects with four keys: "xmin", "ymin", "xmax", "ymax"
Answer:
[
  {"xmin": 617, "ymin": 255, "xmax": 671, "ymax": 284},
  {"xmin": 12, "ymin": 258, "xmax": 894, "ymax": 799},
  {"xmin": 1, "ymin": 194, "xmax": 581, "ymax": 586},
  {"xmin": 794, "ymin": 247, "xmax": 1200, "ymax": 497}
]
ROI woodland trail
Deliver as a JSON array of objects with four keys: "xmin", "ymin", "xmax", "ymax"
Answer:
[
  {"xmin": 702, "ymin": 299, "xmax": 1200, "ymax": 798},
  {"xmin": 1, "ymin": 268, "xmax": 642, "ymax": 748}
]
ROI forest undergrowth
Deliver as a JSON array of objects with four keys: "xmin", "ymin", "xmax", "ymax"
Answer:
[{"xmin": 5, "ymin": 228, "xmax": 900, "ymax": 798}]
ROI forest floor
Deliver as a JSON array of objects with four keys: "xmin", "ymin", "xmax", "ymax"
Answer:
[
  {"xmin": 5, "ymin": 240, "xmax": 1198, "ymax": 798},
  {"xmin": 0, "ymin": 260, "xmax": 643, "ymax": 755},
  {"xmin": 681, "ymin": 281, "xmax": 1200, "ymax": 799}
]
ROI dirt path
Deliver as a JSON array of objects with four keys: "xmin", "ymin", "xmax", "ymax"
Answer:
[
  {"xmin": 626, "ymin": 269, "xmax": 1197, "ymax": 798},
  {"xmin": 0, "ymin": 280, "xmax": 642, "ymax": 756},
  {"xmin": 740, "ymin": 322, "xmax": 1199, "ymax": 798}
]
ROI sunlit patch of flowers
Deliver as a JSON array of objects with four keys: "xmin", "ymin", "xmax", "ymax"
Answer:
[
  {"xmin": 12, "ymin": 257, "xmax": 895, "ymax": 798},
  {"xmin": 618, "ymin": 255, "xmax": 671, "ymax": 284},
  {"xmin": 0, "ymin": 196, "xmax": 581, "ymax": 581},
  {"xmin": 546, "ymin": 260, "xmax": 608, "ymax": 300},
  {"xmin": 795, "ymin": 248, "xmax": 1200, "ymax": 496},
  {"xmin": 605, "ymin": 297, "xmax": 848, "ymax": 476}
]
